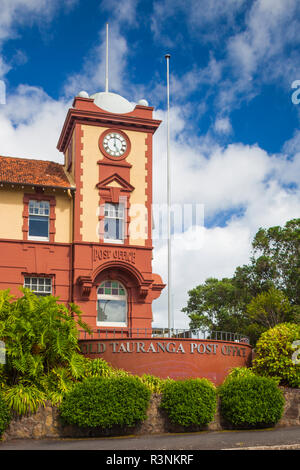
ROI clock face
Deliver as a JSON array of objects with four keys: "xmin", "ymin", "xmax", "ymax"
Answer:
[{"xmin": 102, "ymin": 132, "xmax": 127, "ymax": 157}]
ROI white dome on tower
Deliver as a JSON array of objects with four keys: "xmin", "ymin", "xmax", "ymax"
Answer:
[{"xmin": 90, "ymin": 91, "xmax": 135, "ymax": 114}]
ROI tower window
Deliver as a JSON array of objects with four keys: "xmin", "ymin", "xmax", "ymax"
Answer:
[
  {"xmin": 97, "ymin": 281, "xmax": 127, "ymax": 326},
  {"xmin": 104, "ymin": 203, "xmax": 124, "ymax": 243},
  {"xmin": 28, "ymin": 200, "xmax": 50, "ymax": 241}
]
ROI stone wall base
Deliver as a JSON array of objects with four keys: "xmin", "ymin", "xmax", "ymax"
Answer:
[{"xmin": 2, "ymin": 388, "xmax": 299, "ymax": 441}]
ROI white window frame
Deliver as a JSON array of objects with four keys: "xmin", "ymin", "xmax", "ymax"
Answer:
[
  {"xmin": 97, "ymin": 281, "xmax": 127, "ymax": 327},
  {"xmin": 24, "ymin": 277, "xmax": 52, "ymax": 296},
  {"xmin": 28, "ymin": 200, "xmax": 50, "ymax": 241},
  {"xmin": 103, "ymin": 202, "xmax": 125, "ymax": 244}
]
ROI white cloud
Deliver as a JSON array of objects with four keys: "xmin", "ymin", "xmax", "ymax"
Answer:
[
  {"xmin": 152, "ymin": 221, "xmax": 253, "ymax": 329},
  {"xmin": 152, "ymin": 55, "xmax": 223, "ymax": 107},
  {"xmin": 0, "ymin": 0, "xmax": 79, "ymax": 79},
  {"xmin": 63, "ymin": 0, "xmax": 141, "ymax": 100},
  {"xmin": 0, "ymin": 2, "xmax": 77, "ymax": 160},
  {"xmin": 0, "ymin": 0, "xmax": 78, "ymax": 43},
  {"xmin": 0, "ymin": 0, "xmax": 141, "ymax": 162},
  {"xmin": 150, "ymin": 0, "xmax": 300, "ymax": 115},
  {"xmin": 100, "ymin": 0, "xmax": 138, "ymax": 27},
  {"xmin": 151, "ymin": 0, "xmax": 247, "ymax": 45},
  {"xmin": 282, "ymin": 129, "xmax": 300, "ymax": 156},
  {"xmin": 0, "ymin": 85, "xmax": 70, "ymax": 162},
  {"xmin": 221, "ymin": 0, "xmax": 300, "ymax": 109},
  {"xmin": 227, "ymin": 0, "xmax": 300, "ymax": 77},
  {"xmin": 214, "ymin": 116, "xmax": 232, "ymax": 135},
  {"xmin": 153, "ymin": 111, "xmax": 272, "ymax": 215},
  {"xmin": 151, "ymin": 106, "xmax": 300, "ymax": 329},
  {"xmin": 152, "ymin": 163, "xmax": 300, "ymax": 330},
  {"xmin": 63, "ymin": 24, "xmax": 129, "ymax": 98}
]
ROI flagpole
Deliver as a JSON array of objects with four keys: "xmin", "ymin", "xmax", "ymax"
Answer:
[
  {"xmin": 105, "ymin": 23, "xmax": 109, "ymax": 92},
  {"xmin": 165, "ymin": 53, "xmax": 172, "ymax": 332}
]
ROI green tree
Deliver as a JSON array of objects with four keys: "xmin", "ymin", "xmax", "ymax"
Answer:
[
  {"xmin": 182, "ymin": 277, "xmax": 250, "ymax": 333},
  {"xmin": 182, "ymin": 219, "xmax": 300, "ymax": 344},
  {"xmin": 251, "ymin": 219, "xmax": 300, "ymax": 305},
  {"xmin": 246, "ymin": 287, "xmax": 294, "ymax": 329}
]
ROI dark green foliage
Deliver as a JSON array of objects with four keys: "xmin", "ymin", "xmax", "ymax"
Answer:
[
  {"xmin": 59, "ymin": 376, "xmax": 151, "ymax": 428},
  {"xmin": 0, "ymin": 289, "xmax": 90, "ymax": 384},
  {"xmin": 160, "ymin": 378, "xmax": 217, "ymax": 427},
  {"xmin": 0, "ymin": 288, "xmax": 91, "ymax": 413},
  {"xmin": 247, "ymin": 287, "xmax": 294, "ymax": 329},
  {"xmin": 251, "ymin": 219, "xmax": 300, "ymax": 306},
  {"xmin": 182, "ymin": 277, "xmax": 250, "ymax": 333},
  {"xmin": 0, "ymin": 392, "xmax": 10, "ymax": 436},
  {"xmin": 218, "ymin": 375, "xmax": 285, "ymax": 429},
  {"xmin": 182, "ymin": 277, "xmax": 264, "ymax": 345}
]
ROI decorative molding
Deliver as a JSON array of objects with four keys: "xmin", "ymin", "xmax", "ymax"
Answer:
[
  {"xmin": 73, "ymin": 123, "xmax": 84, "ymax": 242},
  {"xmin": 96, "ymin": 173, "xmax": 135, "ymax": 193},
  {"xmin": 139, "ymin": 287, "xmax": 149, "ymax": 299},
  {"xmin": 77, "ymin": 275, "xmax": 93, "ymax": 298},
  {"xmin": 145, "ymin": 133, "xmax": 152, "ymax": 248},
  {"xmin": 97, "ymin": 159, "xmax": 132, "ymax": 169},
  {"xmin": 57, "ymin": 108, "xmax": 161, "ymax": 154}
]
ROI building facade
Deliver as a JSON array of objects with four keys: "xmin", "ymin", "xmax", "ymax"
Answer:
[{"xmin": 0, "ymin": 92, "xmax": 165, "ymax": 334}]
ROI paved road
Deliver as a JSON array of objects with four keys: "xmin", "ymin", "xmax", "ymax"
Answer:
[{"xmin": 1, "ymin": 426, "xmax": 300, "ymax": 451}]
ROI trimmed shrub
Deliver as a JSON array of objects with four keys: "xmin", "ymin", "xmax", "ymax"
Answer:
[
  {"xmin": 252, "ymin": 323, "xmax": 300, "ymax": 388},
  {"xmin": 225, "ymin": 367, "xmax": 256, "ymax": 381},
  {"xmin": 218, "ymin": 375, "xmax": 285, "ymax": 429},
  {"xmin": 0, "ymin": 392, "xmax": 11, "ymax": 437},
  {"xmin": 59, "ymin": 376, "xmax": 151, "ymax": 429},
  {"xmin": 81, "ymin": 357, "xmax": 130, "ymax": 379},
  {"xmin": 139, "ymin": 374, "xmax": 174, "ymax": 394},
  {"xmin": 160, "ymin": 378, "xmax": 217, "ymax": 427}
]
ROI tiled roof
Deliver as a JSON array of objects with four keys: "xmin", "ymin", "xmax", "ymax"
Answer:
[{"xmin": 0, "ymin": 156, "xmax": 73, "ymax": 189}]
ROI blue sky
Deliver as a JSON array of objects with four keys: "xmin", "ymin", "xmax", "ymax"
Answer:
[{"xmin": 1, "ymin": 0, "xmax": 300, "ymax": 328}]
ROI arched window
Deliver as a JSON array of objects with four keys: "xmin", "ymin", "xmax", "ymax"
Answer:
[{"xmin": 97, "ymin": 281, "xmax": 127, "ymax": 326}]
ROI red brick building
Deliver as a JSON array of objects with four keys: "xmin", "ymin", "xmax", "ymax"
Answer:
[{"xmin": 0, "ymin": 91, "xmax": 165, "ymax": 334}]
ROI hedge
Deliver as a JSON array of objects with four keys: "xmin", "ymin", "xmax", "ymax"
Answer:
[
  {"xmin": 160, "ymin": 378, "xmax": 217, "ymax": 427},
  {"xmin": 252, "ymin": 323, "xmax": 300, "ymax": 388},
  {"xmin": 59, "ymin": 375, "xmax": 151, "ymax": 429},
  {"xmin": 218, "ymin": 374, "xmax": 285, "ymax": 429}
]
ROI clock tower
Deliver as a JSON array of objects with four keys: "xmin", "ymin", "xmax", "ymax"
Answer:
[{"xmin": 57, "ymin": 91, "xmax": 165, "ymax": 335}]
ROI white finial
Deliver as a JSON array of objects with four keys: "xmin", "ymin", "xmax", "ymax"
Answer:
[
  {"xmin": 105, "ymin": 23, "xmax": 109, "ymax": 93},
  {"xmin": 138, "ymin": 99, "xmax": 149, "ymax": 106},
  {"xmin": 77, "ymin": 91, "xmax": 89, "ymax": 98}
]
